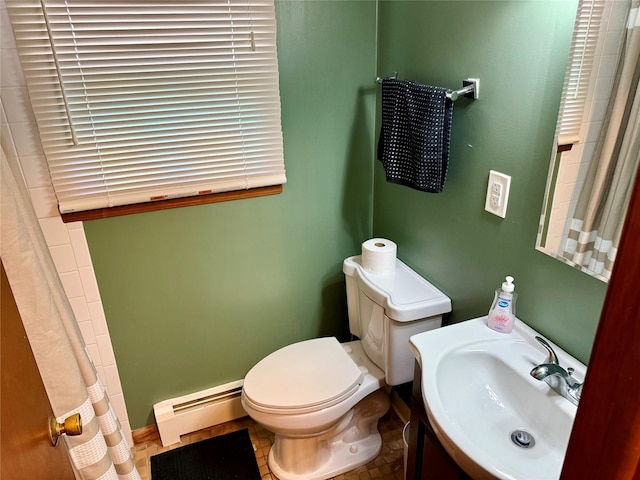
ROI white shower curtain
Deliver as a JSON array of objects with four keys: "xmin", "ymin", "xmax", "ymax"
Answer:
[{"xmin": 0, "ymin": 146, "xmax": 140, "ymax": 479}]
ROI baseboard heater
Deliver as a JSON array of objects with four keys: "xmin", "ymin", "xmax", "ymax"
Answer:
[{"xmin": 153, "ymin": 379, "xmax": 246, "ymax": 446}]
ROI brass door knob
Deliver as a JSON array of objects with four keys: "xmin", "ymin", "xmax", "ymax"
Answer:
[{"xmin": 49, "ymin": 413, "xmax": 82, "ymax": 446}]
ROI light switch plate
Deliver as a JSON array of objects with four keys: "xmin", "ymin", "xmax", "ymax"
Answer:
[{"xmin": 485, "ymin": 170, "xmax": 511, "ymax": 218}]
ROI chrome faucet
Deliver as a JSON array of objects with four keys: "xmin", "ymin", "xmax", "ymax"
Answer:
[{"xmin": 530, "ymin": 336, "xmax": 582, "ymax": 406}]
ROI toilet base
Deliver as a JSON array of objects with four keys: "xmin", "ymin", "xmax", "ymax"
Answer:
[{"xmin": 267, "ymin": 390, "xmax": 390, "ymax": 480}]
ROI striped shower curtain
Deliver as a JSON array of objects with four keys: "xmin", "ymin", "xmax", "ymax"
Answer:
[{"xmin": 0, "ymin": 146, "xmax": 140, "ymax": 479}]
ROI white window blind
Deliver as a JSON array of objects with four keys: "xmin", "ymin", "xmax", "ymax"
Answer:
[
  {"xmin": 556, "ymin": 0, "xmax": 605, "ymax": 144},
  {"xmin": 7, "ymin": 0, "xmax": 286, "ymax": 214}
]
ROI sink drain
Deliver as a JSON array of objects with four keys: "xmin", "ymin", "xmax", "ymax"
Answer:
[{"xmin": 511, "ymin": 430, "xmax": 535, "ymax": 449}]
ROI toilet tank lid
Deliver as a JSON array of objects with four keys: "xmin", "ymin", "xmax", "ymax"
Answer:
[
  {"xmin": 243, "ymin": 337, "xmax": 364, "ymax": 411},
  {"xmin": 343, "ymin": 256, "xmax": 452, "ymax": 321}
]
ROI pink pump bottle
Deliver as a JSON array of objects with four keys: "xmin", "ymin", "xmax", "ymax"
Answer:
[{"xmin": 487, "ymin": 276, "xmax": 517, "ymax": 333}]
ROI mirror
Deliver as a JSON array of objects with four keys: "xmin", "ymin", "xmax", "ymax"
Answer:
[{"xmin": 536, "ymin": 0, "xmax": 640, "ymax": 282}]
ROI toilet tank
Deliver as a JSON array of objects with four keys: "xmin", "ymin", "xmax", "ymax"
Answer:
[{"xmin": 343, "ymin": 255, "xmax": 451, "ymax": 385}]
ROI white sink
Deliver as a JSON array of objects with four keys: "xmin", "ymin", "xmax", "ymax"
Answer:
[{"xmin": 409, "ymin": 316, "xmax": 586, "ymax": 480}]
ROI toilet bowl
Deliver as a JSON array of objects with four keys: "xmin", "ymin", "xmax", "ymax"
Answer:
[
  {"xmin": 241, "ymin": 255, "xmax": 451, "ymax": 480},
  {"xmin": 242, "ymin": 339, "xmax": 390, "ymax": 479},
  {"xmin": 242, "ymin": 339, "xmax": 384, "ymax": 436}
]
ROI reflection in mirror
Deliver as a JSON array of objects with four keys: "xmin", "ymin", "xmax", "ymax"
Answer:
[{"xmin": 537, "ymin": 0, "xmax": 640, "ymax": 282}]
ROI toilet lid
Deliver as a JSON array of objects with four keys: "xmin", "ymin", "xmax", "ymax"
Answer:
[{"xmin": 243, "ymin": 337, "xmax": 364, "ymax": 411}]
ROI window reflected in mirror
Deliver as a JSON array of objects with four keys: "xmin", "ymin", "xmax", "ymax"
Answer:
[{"xmin": 537, "ymin": 0, "xmax": 640, "ymax": 282}]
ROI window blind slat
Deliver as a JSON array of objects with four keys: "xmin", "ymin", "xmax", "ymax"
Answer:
[{"xmin": 7, "ymin": 0, "xmax": 286, "ymax": 213}]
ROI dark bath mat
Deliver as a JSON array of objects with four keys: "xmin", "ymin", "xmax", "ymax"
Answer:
[{"xmin": 150, "ymin": 428, "xmax": 261, "ymax": 480}]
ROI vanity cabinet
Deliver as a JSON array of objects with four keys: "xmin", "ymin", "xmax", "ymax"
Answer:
[{"xmin": 406, "ymin": 362, "xmax": 472, "ymax": 480}]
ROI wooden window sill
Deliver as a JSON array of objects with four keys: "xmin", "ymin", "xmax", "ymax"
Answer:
[
  {"xmin": 60, "ymin": 185, "xmax": 283, "ymax": 223},
  {"xmin": 557, "ymin": 143, "xmax": 574, "ymax": 153}
]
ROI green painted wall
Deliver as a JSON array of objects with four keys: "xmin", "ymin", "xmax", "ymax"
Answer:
[
  {"xmin": 84, "ymin": 0, "xmax": 378, "ymax": 429},
  {"xmin": 373, "ymin": 1, "xmax": 607, "ymax": 363},
  {"xmin": 85, "ymin": 0, "xmax": 610, "ymax": 430}
]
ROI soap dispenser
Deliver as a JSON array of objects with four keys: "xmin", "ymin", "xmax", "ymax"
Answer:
[{"xmin": 487, "ymin": 276, "xmax": 517, "ymax": 333}]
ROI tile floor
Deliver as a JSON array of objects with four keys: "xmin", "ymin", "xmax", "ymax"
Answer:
[{"xmin": 133, "ymin": 408, "xmax": 406, "ymax": 480}]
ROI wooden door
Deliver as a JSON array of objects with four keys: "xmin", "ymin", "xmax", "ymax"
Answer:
[{"xmin": 1, "ymin": 260, "xmax": 76, "ymax": 480}]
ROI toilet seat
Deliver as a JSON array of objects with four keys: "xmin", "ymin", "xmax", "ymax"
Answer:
[{"xmin": 243, "ymin": 337, "xmax": 364, "ymax": 414}]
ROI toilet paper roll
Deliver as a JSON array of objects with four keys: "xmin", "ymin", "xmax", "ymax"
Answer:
[{"xmin": 362, "ymin": 238, "xmax": 397, "ymax": 274}]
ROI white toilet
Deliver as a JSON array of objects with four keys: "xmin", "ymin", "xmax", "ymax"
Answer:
[{"xmin": 241, "ymin": 255, "xmax": 451, "ymax": 480}]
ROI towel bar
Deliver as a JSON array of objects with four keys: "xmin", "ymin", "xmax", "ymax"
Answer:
[
  {"xmin": 375, "ymin": 75, "xmax": 480, "ymax": 101},
  {"xmin": 375, "ymin": 72, "xmax": 398, "ymax": 84},
  {"xmin": 446, "ymin": 78, "xmax": 480, "ymax": 100}
]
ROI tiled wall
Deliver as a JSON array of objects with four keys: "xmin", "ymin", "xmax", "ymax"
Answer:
[
  {"xmin": 545, "ymin": 0, "xmax": 630, "ymax": 253},
  {"xmin": 1, "ymin": 2, "xmax": 133, "ymax": 446}
]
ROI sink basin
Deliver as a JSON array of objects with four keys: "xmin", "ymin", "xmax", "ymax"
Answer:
[{"xmin": 409, "ymin": 316, "xmax": 586, "ymax": 480}]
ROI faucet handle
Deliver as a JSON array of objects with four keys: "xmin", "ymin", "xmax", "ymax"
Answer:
[
  {"xmin": 534, "ymin": 336, "xmax": 560, "ymax": 365},
  {"xmin": 566, "ymin": 367, "xmax": 582, "ymax": 386},
  {"xmin": 566, "ymin": 367, "xmax": 583, "ymax": 401}
]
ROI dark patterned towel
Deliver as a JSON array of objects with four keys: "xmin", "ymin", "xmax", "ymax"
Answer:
[{"xmin": 377, "ymin": 78, "xmax": 453, "ymax": 193}]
